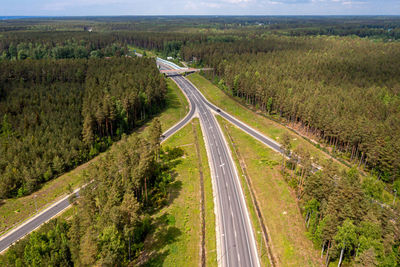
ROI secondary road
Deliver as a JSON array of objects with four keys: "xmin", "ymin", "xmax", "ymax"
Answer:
[
  {"xmin": 0, "ymin": 71, "xmax": 196, "ymax": 253},
  {"xmin": 0, "ymin": 190, "xmax": 78, "ymax": 253}
]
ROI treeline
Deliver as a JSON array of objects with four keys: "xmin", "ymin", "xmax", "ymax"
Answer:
[
  {"xmin": 277, "ymin": 135, "xmax": 400, "ymax": 266},
  {"xmin": 279, "ymin": 134, "xmax": 400, "ymax": 266},
  {"xmin": 182, "ymin": 36, "xmax": 400, "ymax": 183},
  {"xmin": 0, "ymin": 38, "xmax": 127, "ymax": 60},
  {"xmin": 287, "ymin": 26, "xmax": 400, "ymax": 40},
  {"xmin": 1, "ymin": 16, "xmax": 399, "ymax": 40},
  {"xmin": 0, "ymin": 121, "xmax": 185, "ymax": 266},
  {"xmin": 0, "ymin": 31, "xmax": 208, "ymax": 60},
  {"xmin": 82, "ymin": 57, "xmax": 167, "ymax": 151},
  {"xmin": 0, "ymin": 57, "xmax": 166, "ymax": 198}
]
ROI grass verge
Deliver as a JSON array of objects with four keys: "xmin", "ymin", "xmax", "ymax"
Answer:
[
  {"xmin": 217, "ymin": 116, "xmax": 322, "ymax": 266},
  {"xmin": 216, "ymin": 116, "xmax": 271, "ymax": 267},
  {"xmin": 139, "ymin": 118, "xmax": 216, "ymax": 266},
  {"xmin": 187, "ymin": 73, "xmax": 347, "ymax": 172},
  {"xmin": 0, "ymin": 79, "xmax": 189, "ymax": 236}
]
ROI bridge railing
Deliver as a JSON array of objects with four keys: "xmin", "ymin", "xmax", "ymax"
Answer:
[{"xmin": 156, "ymin": 57, "xmax": 187, "ymax": 70}]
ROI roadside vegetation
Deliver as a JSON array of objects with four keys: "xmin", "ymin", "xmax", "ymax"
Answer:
[
  {"xmin": 0, "ymin": 119, "xmax": 184, "ymax": 265},
  {"xmin": 138, "ymin": 118, "xmax": 215, "ymax": 266},
  {"xmin": 218, "ymin": 116, "xmax": 320, "ymax": 266},
  {"xmin": 279, "ymin": 133, "xmax": 400, "ymax": 266},
  {"xmin": 184, "ymin": 36, "xmax": 400, "ymax": 186},
  {"xmin": 1, "ymin": 16, "xmax": 400, "ymax": 266},
  {"xmin": 0, "ymin": 57, "xmax": 166, "ymax": 199},
  {"xmin": 0, "ymin": 78, "xmax": 187, "ymax": 236},
  {"xmin": 194, "ymin": 74, "xmax": 400, "ymax": 266},
  {"xmin": 187, "ymin": 73, "xmax": 346, "ymax": 172},
  {"xmin": 0, "ymin": 117, "xmax": 216, "ymax": 266}
]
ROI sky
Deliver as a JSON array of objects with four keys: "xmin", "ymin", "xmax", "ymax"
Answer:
[{"xmin": 0, "ymin": 0, "xmax": 399, "ymax": 16}]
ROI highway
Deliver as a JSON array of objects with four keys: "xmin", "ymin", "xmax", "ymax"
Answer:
[
  {"xmin": 1, "ymin": 58, "xmax": 283, "ymax": 266},
  {"xmin": 160, "ymin": 60, "xmax": 260, "ymax": 267},
  {"xmin": 176, "ymin": 75, "xmax": 260, "ymax": 266}
]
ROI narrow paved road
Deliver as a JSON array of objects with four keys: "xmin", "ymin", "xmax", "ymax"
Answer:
[
  {"xmin": 0, "ymin": 68, "xmax": 196, "ymax": 253},
  {"xmin": 0, "ymin": 191, "xmax": 77, "ymax": 253}
]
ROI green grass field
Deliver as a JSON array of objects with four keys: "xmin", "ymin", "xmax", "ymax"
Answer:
[
  {"xmin": 187, "ymin": 73, "xmax": 347, "ymax": 172},
  {"xmin": 0, "ymin": 78, "xmax": 189, "ymax": 236},
  {"xmin": 139, "ymin": 118, "xmax": 216, "ymax": 266},
  {"xmin": 217, "ymin": 116, "xmax": 322, "ymax": 266}
]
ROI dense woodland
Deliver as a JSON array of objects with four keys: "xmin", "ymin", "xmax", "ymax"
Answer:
[
  {"xmin": 182, "ymin": 36, "xmax": 400, "ymax": 184},
  {"xmin": 0, "ymin": 57, "xmax": 166, "ymax": 198},
  {"xmin": 1, "ymin": 17, "xmax": 400, "ymax": 266},
  {"xmin": 278, "ymin": 134, "xmax": 400, "ymax": 266},
  {"xmin": 0, "ymin": 120, "xmax": 185, "ymax": 266},
  {"xmin": 1, "ymin": 16, "xmax": 400, "ymax": 39}
]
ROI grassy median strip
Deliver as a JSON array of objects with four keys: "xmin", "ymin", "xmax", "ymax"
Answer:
[
  {"xmin": 218, "ymin": 116, "xmax": 322, "ymax": 266},
  {"xmin": 140, "ymin": 118, "xmax": 216, "ymax": 266},
  {"xmin": 0, "ymin": 79, "xmax": 188, "ymax": 236},
  {"xmin": 187, "ymin": 73, "xmax": 347, "ymax": 172}
]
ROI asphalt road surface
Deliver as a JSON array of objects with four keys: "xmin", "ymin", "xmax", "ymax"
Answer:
[
  {"xmin": 0, "ymin": 191, "xmax": 77, "ymax": 253},
  {"xmin": 0, "ymin": 67, "xmax": 196, "ymax": 253},
  {"xmin": 1, "ymin": 58, "xmax": 281, "ymax": 264},
  {"xmin": 161, "ymin": 59, "xmax": 260, "ymax": 266}
]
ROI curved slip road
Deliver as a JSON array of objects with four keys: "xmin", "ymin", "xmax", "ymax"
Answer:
[{"xmin": 0, "ymin": 66, "xmax": 195, "ymax": 253}]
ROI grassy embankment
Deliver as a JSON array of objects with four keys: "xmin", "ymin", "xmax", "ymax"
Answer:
[
  {"xmin": 139, "ymin": 118, "xmax": 216, "ymax": 266},
  {"xmin": 217, "ymin": 116, "xmax": 322, "ymax": 266},
  {"xmin": 187, "ymin": 73, "xmax": 328, "ymax": 265},
  {"xmin": 187, "ymin": 73, "xmax": 347, "ymax": 172},
  {"xmin": 188, "ymin": 73, "xmax": 396, "ymax": 204},
  {"xmin": 0, "ymin": 79, "xmax": 189, "ymax": 236}
]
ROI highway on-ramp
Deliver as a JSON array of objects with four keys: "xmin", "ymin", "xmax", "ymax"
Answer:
[{"xmin": 0, "ymin": 70, "xmax": 196, "ymax": 253}]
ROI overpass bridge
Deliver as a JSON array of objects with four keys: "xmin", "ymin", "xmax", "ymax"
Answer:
[
  {"xmin": 156, "ymin": 57, "xmax": 212, "ymax": 76},
  {"xmin": 160, "ymin": 68, "xmax": 213, "ymax": 75}
]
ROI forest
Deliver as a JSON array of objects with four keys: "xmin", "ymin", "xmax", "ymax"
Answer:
[
  {"xmin": 0, "ymin": 120, "xmax": 185, "ymax": 266},
  {"xmin": 277, "ymin": 132, "xmax": 400, "ymax": 266},
  {"xmin": 1, "ymin": 16, "xmax": 400, "ymax": 266},
  {"xmin": 181, "ymin": 36, "xmax": 400, "ymax": 184},
  {"xmin": 0, "ymin": 57, "xmax": 166, "ymax": 198}
]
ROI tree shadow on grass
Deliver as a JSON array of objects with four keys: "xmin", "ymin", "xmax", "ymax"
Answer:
[
  {"xmin": 167, "ymin": 178, "xmax": 182, "ymax": 207},
  {"xmin": 138, "ymin": 213, "xmax": 182, "ymax": 266}
]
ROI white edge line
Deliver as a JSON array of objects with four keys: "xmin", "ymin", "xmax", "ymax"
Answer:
[
  {"xmin": 183, "ymin": 77, "xmax": 282, "ymax": 148},
  {"xmin": 198, "ymin": 116, "xmax": 223, "ymax": 267},
  {"xmin": 161, "ymin": 77, "xmax": 194, "ymax": 144},
  {"xmin": 0, "ymin": 187, "xmax": 80, "ymax": 253},
  {"xmin": 213, "ymin": 114, "xmax": 261, "ymax": 267}
]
